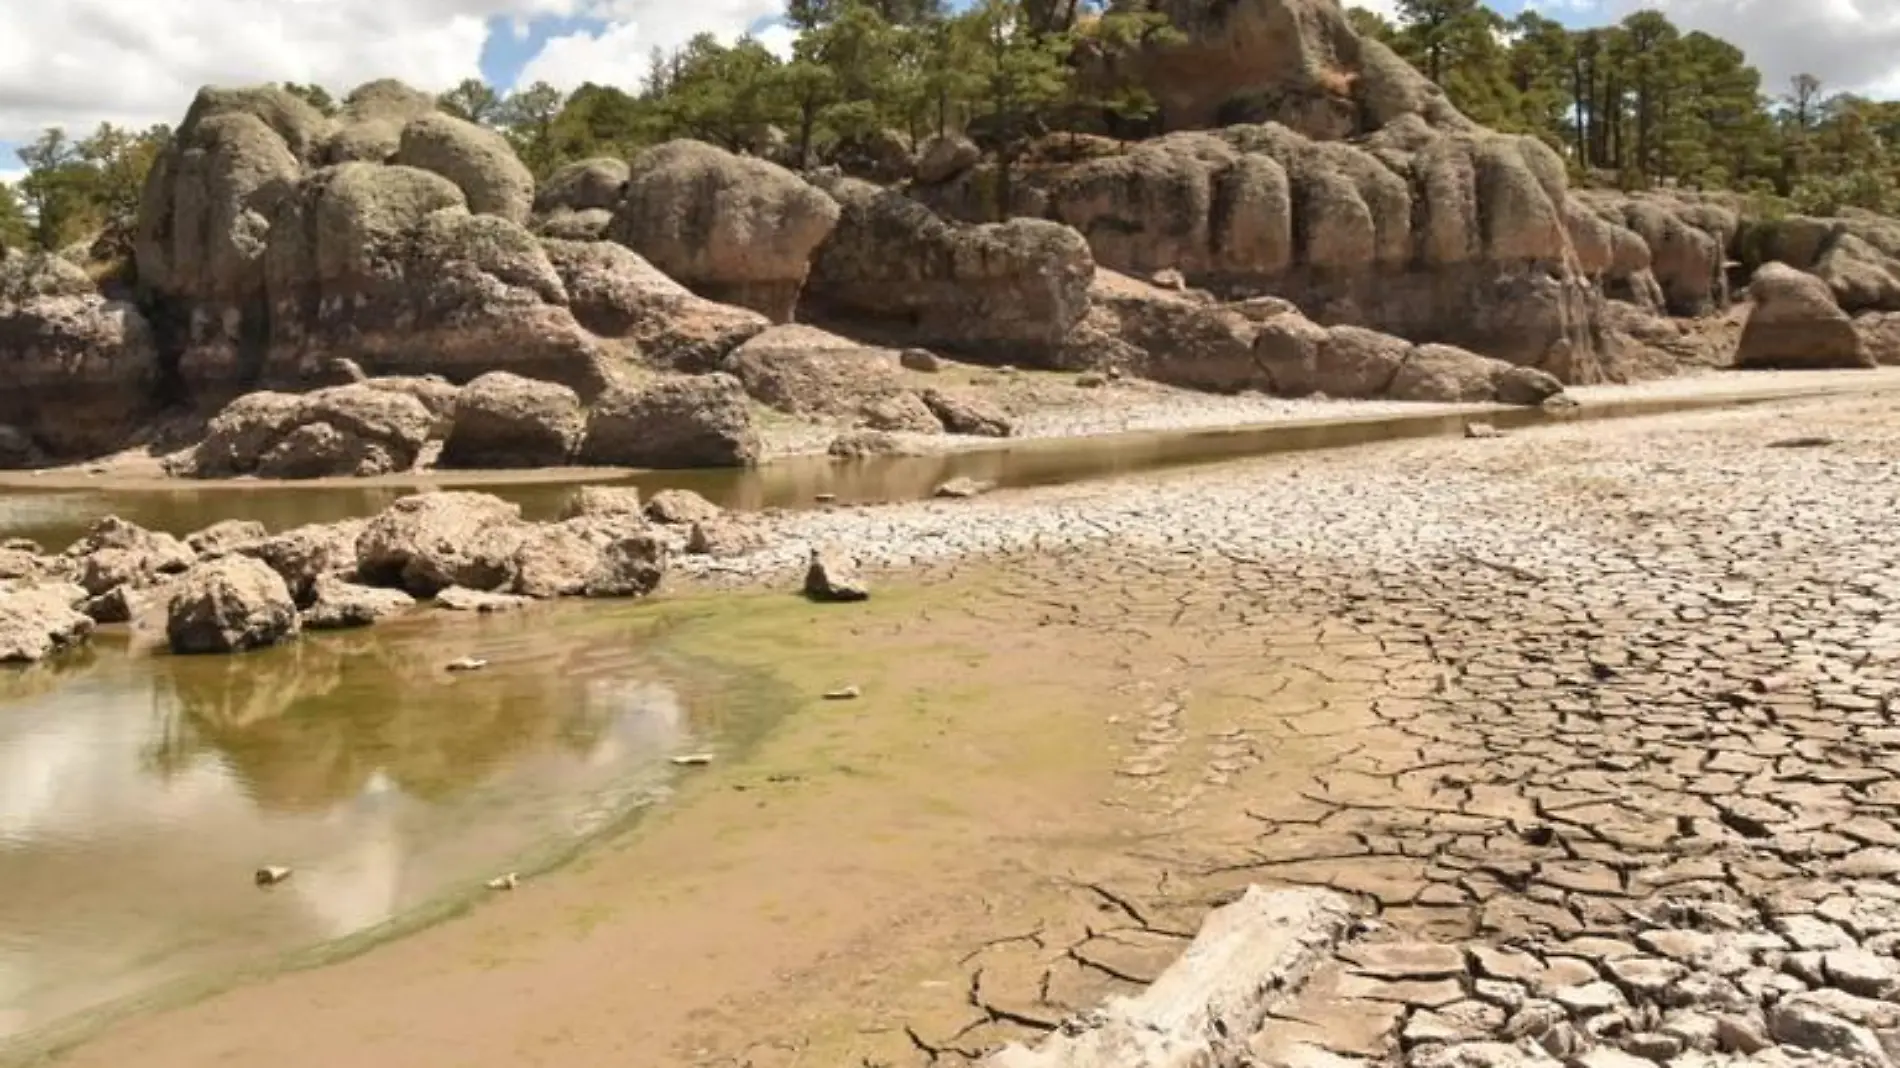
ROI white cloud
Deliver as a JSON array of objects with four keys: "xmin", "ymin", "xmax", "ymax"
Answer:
[
  {"xmin": 0, "ymin": 0, "xmax": 787, "ymax": 143},
  {"xmin": 512, "ymin": 1, "xmax": 784, "ymax": 92},
  {"xmin": 1604, "ymin": 0, "xmax": 1900, "ymax": 100}
]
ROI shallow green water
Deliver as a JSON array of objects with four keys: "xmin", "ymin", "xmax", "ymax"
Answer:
[{"xmin": 0, "ymin": 603, "xmax": 783, "ymax": 1048}]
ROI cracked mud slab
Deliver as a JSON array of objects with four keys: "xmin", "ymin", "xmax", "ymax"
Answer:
[{"xmin": 38, "ymin": 391, "xmax": 1900, "ymax": 1068}]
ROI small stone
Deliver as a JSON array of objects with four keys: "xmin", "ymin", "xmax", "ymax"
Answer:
[
  {"xmin": 804, "ymin": 547, "xmax": 869, "ymax": 603},
  {"xmin": 823, "ymin": 685, "xmax": 862, "ymax": 701},
  {"xmin": 446, "ymin": 656, "xmax": 489, "ymax": 672},
  {"xmin": 255, "ymin": 866, "xmax": 292, "ymax": 886},
  {"xmin": 1606, "ymin": 956, "xmax": 1688, "ymax": 997},
  {"xmin": 1465, "ymin": 422, "xmax": 1504, "ymax": 440},
  {"xmin": 1475, "ymin": 979, "xmax": 1528, "ymax": 1011},
  {"xmin": 1768, "ymin": 995, "xmax": 1890, "ymax": 1063},
  {"xmin": 1765, "ymin": 435, "xmax": 1836, "ymax": 448},
  {"xmin": 1660, "ymin": 1010, "xmax": 1720, "ymax": 1052},
  {"xmin": 671, "ymin": 753, "xmax": 714, "ymax": 766},
  {"xmin": 486, "ymin": 873, "xmax": 519, "ymax": 891},
  {"xmin": 899, "ymin": 348, "xmax": 944, "ymax": 373},
  {"xmin": 1775, "ymin": 914, "xmax": 1858, "ymax": 952},
  {"xmin": 1402, "ymin": 1000, "xmax": 1504, "ymax": 1044},
  {"xmin": 435, "ymin": 587, "xmax": 530, "ymax": 613}
]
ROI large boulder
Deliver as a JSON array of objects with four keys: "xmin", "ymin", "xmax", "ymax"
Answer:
[
  {"xmin": 354, "ymin": 492, "xmax": 530, "ymax": 595},
  {"xmin": 1734, "ymin": 262, "xmax": 1871, "ymax": 370},
  {"xmin": 1076, "ymin": 271, "xmax": 1260, "ymax": 390},
  {"xmin": 723, "ymin": 324, "xmax": 903, "ymax": 416},
  {"xmin": 0, "ymin": 583, "xmax": 94, "ymax": 664},
  {"xmin": 439, "ymin": 371, "xmax": 585, "ymax": 468},
  {"xmin": 391, "ymin": 112, "xmax": 535, "ymax": 224},
  {"xmin": 0, "ymin": 252, "xmax": 162, "ymax": 456},
  {"xmin": 607, "ymin": 140, "xmax": 841, "ymax": 322},
  {"xmin": 189, "ymin": 384, "xmax": 434, "ymax": 478},
  {"xmin": 802, "ymin": 176, "xmax": 1094, "ymax": 366},
  {"xmin": 166, "ymin": 555, "xmax": 301, "ymax": 654},
  {"xmin": 534, "ymin": 157, "xmax": 630, "ymax": 215},
  {"xmin": 578, "ymin": 374, "xmax": 762, "ymax": 469},
  {"xmin": 65, "ymin": 517, "xmax": 196, "ymax": 598},
  {"xmin": 542, "ymin": 239, "xmax": 767, "ymax": 372}
]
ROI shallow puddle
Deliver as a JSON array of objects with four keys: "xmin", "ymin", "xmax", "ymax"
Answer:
[{"xmin": 0, "ymin": 604, "xmax": 784, "ymax": 1048}]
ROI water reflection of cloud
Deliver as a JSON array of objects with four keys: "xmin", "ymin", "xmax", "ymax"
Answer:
[
  {"xmin": 580, "ymin": 679, "xmax": 686, "ymax": 768},
  {"xmin": 291, "ymin": 816, "xmax": 405, "ymax": 938}
]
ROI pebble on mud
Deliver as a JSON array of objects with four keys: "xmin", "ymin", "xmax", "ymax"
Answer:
[
  {"xmin": 933, "ymin": 477, "xmax": 992, "ymax": 499},
  {"xmin": 446, "ymin": 656, "xmax": 489, "ymax": 672},
  {"xmin": 823, "ymin": 685, "xmax": 862, "ymax": 700},
  {"xmin": 255, "ymin": 866, "xmax": 292, "ymax": 887},
  {"xmin": 487, "ymin": 873, "xmax": 520, "ymax": 891},
  {"xmin": 671, "ymin": 753, "xmax": 715, "ymax": 766}
]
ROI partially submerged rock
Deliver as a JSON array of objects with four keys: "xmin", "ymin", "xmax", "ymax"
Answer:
[
  {"xmin": 354, "ymin": 492, "xmax": 527, "ymax": 596},
  {"xmin": 166, "ymin": 556, "xmax": 301, "ymax": 654},
  {"xmin": 302, "ymin": 574, "xmax": 415, "ymax": 630},
  {"xmin": 921, "ymin": 389, "xmax": 1014, "ymax": 438},
  {"xmin": 686, "ymin": 517, "xmax": 765, "ymax": 558},
  {"xmin": 645, "ymin": 489, "xmax": 722, "ymax": 526},
  {"xmin": 435, "ymin": 586, "xmax": 530, "ymax": 613},
  {"xmin": 67, "ymin": 517, "xmax": 196, "ymax": 598},
  {"xmin": 185, "ymin": 520, "xmax": 267, "ymax": 558},
  {"xmin": 240, "ymin": 518, "xmax": 365, "ymax": 604},
  {"xmin": 0, "ymin": 583, "xmax": 94, "ymax": 664},
  {"xmin": 582, "ymin": 533, "xmax": 668, "ymax": 598},
  {"xmin": 561, "ymin": 485, "xmax": 643, "ymax": 520}
]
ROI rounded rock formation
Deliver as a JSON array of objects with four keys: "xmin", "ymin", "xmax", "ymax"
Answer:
[{"xmin": 439, "ymin": 371, "xmax": 585, "ymax": 469}]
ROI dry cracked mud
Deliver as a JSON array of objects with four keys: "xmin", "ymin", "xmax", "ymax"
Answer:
[
  {"xmin": 691, "ymin": 391, "xmax": 1900, "ymax": 1068},
  {"xmin": 36, "ymin": 389, "xmax": 1900, "ymax": 1068}
]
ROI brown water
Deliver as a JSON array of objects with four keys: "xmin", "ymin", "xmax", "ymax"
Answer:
[
  {"xmin": 0, "ymin": 603, "xmax": 784, "ymax": 1049},
  {"xmin": 0, "ymin": 388, "xmax": 1839, "ymax": 552}
]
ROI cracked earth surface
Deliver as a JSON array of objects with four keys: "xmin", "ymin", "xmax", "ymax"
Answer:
[
  {"xmin": 710, "ymin": 392, "xmax": 1900, "ymax": 1068},
  {"xmin": 41, "ymin": 390, "xmax": 1900, "ymax": 1068}
]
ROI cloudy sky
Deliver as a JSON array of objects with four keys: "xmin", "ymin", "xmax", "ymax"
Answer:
[{"xmin": 2, "ymin": 0, "xmax": 1898, "ymax": 187}]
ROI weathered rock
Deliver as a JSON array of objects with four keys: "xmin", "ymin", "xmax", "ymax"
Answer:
[
  {"xmin": 859, "ymin": 391, "xmax": 944, "ymax": 434},
  {"xmin": 725, "ymin": 324, "xmax": 903, "ymax": 416},
  {"xmin": 1079, "ymin": 271, "xmax": 1262, "ymax": 391},
  {"xmin": 534, "ymin": 208, "xmax": 614, "ymax": 241},
  {"xmin": 1735, "ymin": 263, "xmax": 1871, "ymax": 370},
  {"xmin": 67, "ymin": 517, "xmax": 196, "ymax": 597},
  {"xmin": 391, "ymin": 112, "xmax": 536, "ymax": 224},
  {"xmin": 0, "ymin": 252, "xmax": 161, "ymax": 456},
  {"xmin": 301, "ymin": 574, "xmax": 414, "ymax": 630},
  {"xmin": 1854, "ymin": 312, "xmax": 1900, "ymax": 366},
  {"xmin": 534, "ymin": 157, "xmax": 630, "ymax": 215},
  {"xmin": 561, "ymin": 485, "xmax": 643, "ymax": 520},
  {"xmin": 185, "ymin": 520, "xmax": 268, "ymax": 557},
  {"xmin": 934, "ymin": 477, "xmax": 993, "ymax": 499},
  {"xmin": 192, "ymin": 384, "xmax": 434, "ymax": 478},
  {"xmin": 1767, "ymin": 994, "xmax": 1892, "ymax": 1065},
  {"xmin": 239, "ymin": 518, "xmax": 365, "ymax": 604},
  {"xmin": 582, "ymin": 534, "xmax": 667, "ymax": 598},
  {"xmin": 166, "ymin": 555, "xmax": 301, "ymax": 654},
  {"xmin": 900, "ymin": 348, "xmax": 946, "ymax": 373},
  {"xmin": 439, "ymin": 371, "xmax": 585, "ymax": 469},
  {"xmin": 354, "ymin": 492, "xmax": 528, "ymax": 596},
  {"xmin": 364, "ymin": 376, "xmax": 461, "ymax": 436},
  {"xmin": 434, "ymin": 586, "xmax": 530, "ymax": 613},
  {"xmin": 804, "ymin": 547, "xmax": 869, "ymax": 602},
  {"xmin": 512, "ymin": 522, "xmax": 609, "ymax": 598},
  {"xmin": 921, "ymin": 389, "xmax": 1013, "ymax": 438},
  {"xmin": 578, "ymin": 374, "xmax": 762, "ymax": 469},
  {"xmin": 541, "ymin": 239, "xmax": 768, "ymax": 372},
  {"xmin": 645, "ymin": 489, "xmax": 722, "ymax": 526},
  {"xmin": 607, "ymin": 140, "xmax": 840, "ymax": 322},
  {"xmin": 915, "ymin": 134, "xmax": 981, "ymax": 186},
  {"xmin": 686, "ymin": 517, "xmax": 766, "ymax": 558},
  {"xmin": 1387, "ymin": 343, "xmax": 1502, "ymax": 403},
  {"xmin": 0, "ymin": 583, "xmax": 94, "ymax": 663},
  {"xmin": 1497, "ymin": 365, "xmax": 1566, "ymax": 406},
  {"xmin": 802, "ymin": 176, "xmax": 1094, "ymax": 366},
  {"xmin": 828, "ymin": 429, "xmax": 910, "ymax": 458}
]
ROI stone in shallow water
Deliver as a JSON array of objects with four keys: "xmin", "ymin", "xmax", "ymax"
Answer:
[
  {"xmin": 804, "ymin": 548, "xmax": 869, "ymax": 603},
  {"xmin": 435, "ymin": 586, "xmax": 530, "ymax": 613}
]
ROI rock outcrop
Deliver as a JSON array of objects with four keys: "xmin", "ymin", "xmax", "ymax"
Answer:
[
  {"xmin": 578, "ymin": 374, "xmax": 762, "ymax": 469},
  {"xmin": 802, "ymin": 176, "xmax": 1094, "ymax": 365},
  {"xmin": 134, "ymin": 82, "xmax": 614, "ymax": 406},
  {"xmin": 1734, "ymin": 263, "xmax": 1871, "ymax": 370},
  {"xmin": 607, "ymin": 140, "xmax": 840, "ymax": 322},
  {"xmin": 0, "ymin": 251, "xmax": 161, "ymax": 455}
]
